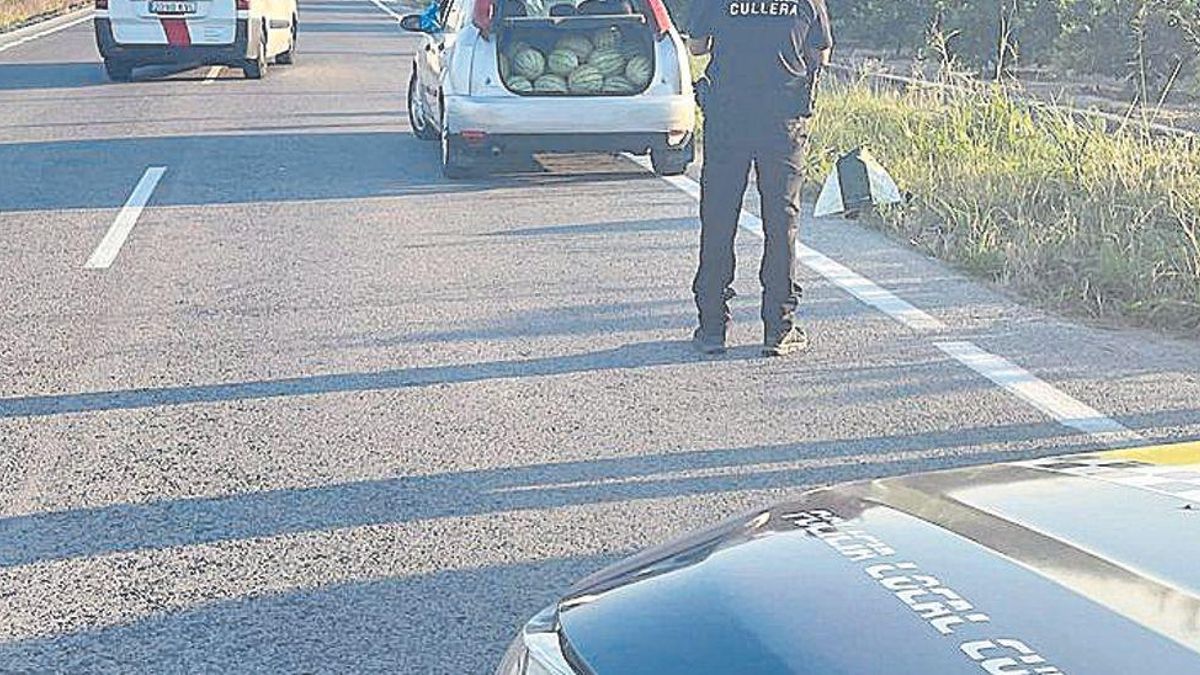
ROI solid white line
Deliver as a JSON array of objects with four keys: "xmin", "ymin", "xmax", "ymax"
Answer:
[
  {"xmin": 366, "ymin": 0, "xmax": 405, "ymax": 21},
  {"xmin": 201, "ymin": 65, "xmax": 223, "ymax": 83},
  {"xmin": 798, "ymin": 245, "xmax": 945, "ymax": 332},
  {"xmin": 641, "ymin": 155, "xmax": 1138, "ymax": 441},
  {"xmin": 936, "ymin": 341, "xmax": 1140, "ymax": 440},
  {"xmin": 636, "ymin": 156, "xmax": 945, "ymax": 332},
  {"xmin": 85, "ymin": 167, "xmax": 167, "ymax": 270},
  {"xmin": 0, "ymin": 11, "xmax": 94, "ymax": 54}
]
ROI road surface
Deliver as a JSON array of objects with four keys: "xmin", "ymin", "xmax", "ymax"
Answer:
[{"xmin": 1, "ymin": 1, "xmax": 1198, "ymax": 671}]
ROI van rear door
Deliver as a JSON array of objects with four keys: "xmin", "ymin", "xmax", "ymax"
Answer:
[{"xmin": 109, "ymin": 0, "xmax": 238, "ymax": 46}]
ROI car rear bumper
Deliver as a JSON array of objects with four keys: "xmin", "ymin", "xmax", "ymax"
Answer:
[
  {"xmin": 95, "ymin": 18, "xmax": 255, "ymax": 66},
  {"xmin": 445, "ymin": 94, "xmax": 697, "ymax": 137},
  {"xmin": 451, "ymin": 131, "xmax": 694, "ymax": 161}
]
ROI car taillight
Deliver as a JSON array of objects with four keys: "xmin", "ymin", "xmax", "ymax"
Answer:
[
  {"xmin": 236, "ymin": 0, "xmax": 250, "ymax": 9},
  {"xmin": 645, "ymin": 0, "xmax": 670, "ymax": 37},
  {"xmin": 95, "ymin": 0, "xmax": 108, "ymax": 8},
  {"xmin": 473, "ymin": 0, "xmax": 494, "ymax": 38}
]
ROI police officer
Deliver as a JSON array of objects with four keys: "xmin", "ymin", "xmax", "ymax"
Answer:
[{"xmin": 686, "ymin": 0, "xmax": 832, "ymax": 357}]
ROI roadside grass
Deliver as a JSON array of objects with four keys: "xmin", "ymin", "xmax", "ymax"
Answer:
[
  {"xmin": 0, "ymin": 0, "xmax": 87, "ymax": 33},
  {"xmin": 805, "ymin": 77, "xmax": 1200, "ymax": 333}
]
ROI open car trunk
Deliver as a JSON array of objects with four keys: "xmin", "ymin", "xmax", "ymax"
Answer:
[{"xmin": 495, "ymin": 5, "xmax": 657, "ymax": 97}]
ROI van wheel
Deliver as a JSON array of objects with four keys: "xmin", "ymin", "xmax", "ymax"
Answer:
[
  {"xmin": 651, "ymin": 140, "xmax": 694, "ymax": 177},
  {"xmin": 408, "ymin": 73, "xmax": 439, "ymax": 141},
  {"xmin": 242, "ymin": 24, "xmax": 268, "ymax": 79},
  {"xmin": 105, "ymin": 60, "xmax": 133, "ymax": 82},
  {"xmin": 276, "ymin": 17, "xmax": 297, "ymax": 65}
]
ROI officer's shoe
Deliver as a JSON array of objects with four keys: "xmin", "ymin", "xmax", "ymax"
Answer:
[
  {"xmin": 763, "ymin": 326, "xmax": 809, "ymax": 358},
  {"xmin": 692, "ymin": 328, "xmax": 727, "ymax": 356}
]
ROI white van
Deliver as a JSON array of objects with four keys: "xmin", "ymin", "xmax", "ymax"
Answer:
[{"xmin": 93, "ymin": 0, "xmax": 298, "ymax": 81}]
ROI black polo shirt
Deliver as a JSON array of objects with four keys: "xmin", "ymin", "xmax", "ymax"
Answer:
[{"xmin": 688, "ymin": 0, "xmax": 833, "ymax": 116}]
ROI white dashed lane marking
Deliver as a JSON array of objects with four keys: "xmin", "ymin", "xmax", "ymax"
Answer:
[
  {"xmin": 366, "ymin": 0, "xmax": 406, "ymax": 21},
  {"xmin": 85, "ymin": 167, "xmax": 167, "ymax": 270}
]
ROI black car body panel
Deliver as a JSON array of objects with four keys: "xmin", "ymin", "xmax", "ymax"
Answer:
[{"xmin": 554, "ymin": 443, "xmax": 1200, "ymax": 674}]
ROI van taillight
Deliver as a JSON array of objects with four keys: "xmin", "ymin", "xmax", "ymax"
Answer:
[
  {"xmin": 473, "ymin": 0, "xmax": 494, "ymax": 38},
  {"xmin": 645, "ymin": 0, "xmax": 670, "ymax": 36},
  {"xmin": 95, "ymin": 0, "xmax": 108, "ymax": 8},
  {"xmin": 236, "ymin": 0, "xmax": 250, "ymax": 9}
]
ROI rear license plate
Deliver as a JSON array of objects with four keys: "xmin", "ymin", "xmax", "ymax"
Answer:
[{"xmin": 150, "ymin": 1, "xmax": 197, "ymax": 14}]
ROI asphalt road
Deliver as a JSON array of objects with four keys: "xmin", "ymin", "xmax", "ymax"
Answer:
[{"xmin": 1, "ymin": 1, "xmax": 1199, "ymax": 672}]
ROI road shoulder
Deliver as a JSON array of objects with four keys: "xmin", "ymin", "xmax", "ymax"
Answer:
[{"xmin": 0, "ymin": 5, "xmax": 92, "ymax": 51}]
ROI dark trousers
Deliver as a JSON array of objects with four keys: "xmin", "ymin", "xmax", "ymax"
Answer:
[{"xmin": 693, "ymin": 108, "xmax": 809, "ymax": 339}]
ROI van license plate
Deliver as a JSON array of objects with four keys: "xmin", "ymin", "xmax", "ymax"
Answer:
[{"xmin": 150, "ymin": 1, "xmax": 197, "ymax": 13}]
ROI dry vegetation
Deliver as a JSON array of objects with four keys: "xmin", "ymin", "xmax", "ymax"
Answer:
[
  {"xmin": 689, "ymin": 49, "xmax": 1200, "ymax": 332},
  {"xmin": 806, "ymin": 75, "xmax": 1200, "ymax": 333},
  {"xmin": 0, "ymin": 0, "xmax": 87, "ymax": 33}
]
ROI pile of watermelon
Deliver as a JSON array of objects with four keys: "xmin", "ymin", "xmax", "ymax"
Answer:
[{"xmin": 500, "ymin": 28, "xmax": 654, "ymax": 95}]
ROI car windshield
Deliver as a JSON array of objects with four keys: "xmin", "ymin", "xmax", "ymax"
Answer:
[{"xmin": 1, "ymin": 0, "xmax": 1198, "ymax": 672}]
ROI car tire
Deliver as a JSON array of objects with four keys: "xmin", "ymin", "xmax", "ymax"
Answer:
[
  {"xmin": 276, "ymin": 17, "xmax": 297, "ymax": 65},
  {"xmin": 242, "ymin": 23, "xmax": 268, "ymax": 79},
  {"xmin": 105, "ymin": 60, "xmax": 133, "ymax": 82},
  {"xmin": 651, "ymin": 139, "xmax": 694, "ymax": 177},
  {"xmin": 408, "ymin": 73, "xmax": 439, "ymax": 141}
]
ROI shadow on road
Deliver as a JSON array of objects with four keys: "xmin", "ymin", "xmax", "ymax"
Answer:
[
  {"xmin": 0, "ymin": 61, "xmax": 247, "ymax": 90},
  {"xmin": 0, "ymin": 131, "xmax": 666, "ymax": 211},
  {"xmin": 489, "ymin": 216, "xmax": 699, "ymax": 238},
  {"xmin": 0, "ymin": 62, "xmax": 107, "ymax": 90},
  {"xmin": 0, "ymin": 555, "xmax": 613, "ymax": 672},
  {"xmin": 0, "ymin": 419, "xmax": 1116, "ymax": 570},
  {"xmin": 0, "ymin": 340, "xmax": 745, "ymax": 419},
  {"xmin": 301, "ymin": 20, "xmax": 405, "ymax": 34}
]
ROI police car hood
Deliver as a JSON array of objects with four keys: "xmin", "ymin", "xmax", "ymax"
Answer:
[{"xmin": 556, "ymin": 443, "xmax": 1200, "ymax": 674}]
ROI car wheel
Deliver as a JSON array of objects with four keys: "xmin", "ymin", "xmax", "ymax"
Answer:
[
  {"xmin": 242, "ymin": 23, "xmax": 268, "ymax": 79},
  {"xmin": 408, "ymin": 73, "xmax": 439, "ymax": 141},
  {"xmin": 105, "ymin": 60, "xmax": 133, "ymax": 82},
  {"xmin": 276, "ymin": 17, "xmax": 297, "ymax": 65},
  {"xmin": 651, "ymin": 139, "xmax": 694, "ymax": 177}
]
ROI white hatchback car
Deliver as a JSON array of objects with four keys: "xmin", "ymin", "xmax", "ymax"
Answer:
[
  {"xmin": 94, "ymin": 0, "xmax": 298, "ymax": 81},
  {"xmin": 401, "ymin": 0, "xmax": 696, "ymax": 178}
]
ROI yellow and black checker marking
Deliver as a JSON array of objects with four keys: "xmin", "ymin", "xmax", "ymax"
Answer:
[{"xmin": 1020, "ymin": 440, "xmax": 1200, "ymax": 504}]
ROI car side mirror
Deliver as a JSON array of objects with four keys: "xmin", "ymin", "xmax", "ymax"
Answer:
[{"xmin": 400, "ymin": 14, "xmax": 430, "ymax": 32}]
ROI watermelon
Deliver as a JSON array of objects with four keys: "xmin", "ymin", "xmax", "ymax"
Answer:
[
  {"xmin": 498, "ymin": 54, "xmax": 512, "ymax": 80},
  {"xmin": 533, "ymin": 73, "xmax": 569, "ymax": 93},
  {"xmin": 620, "ymin": 41, "xmax": 646, "ymax": 61},
  {"xmin": 568, "ymin": 64, "xmax": 604, "ymax": 94},
  {"xmin": 547, "ymin": 49, "xmax": 580, "ymax": 77},
  {"xmin": 587, "ymin": 47, "xmax": 626, "ymax": 76},
  {"xmin": 513, "ymin": 48, "xmax": 546, "ymax": 79},
  {"xmin": 602, "ymin": 75, "xmax": 637, "ymax": 94},
  {"xmin": 507, "ymin": 76, "xmax": 534, "ymax": 93},
  {"xmin": 556, "ymin": 34, "xmax": 593, "ymax": 59},
  {"xmin": 593, "ymin": 27, "xmax": 621, "ymax": 51},
  {"xmin": 625, "ymin": 54, "xmax": 653, "ymax": 87},
  {"xmin": 505, "ymin": 40, "xmax": 532, "ymax": 59}
]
